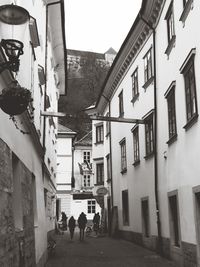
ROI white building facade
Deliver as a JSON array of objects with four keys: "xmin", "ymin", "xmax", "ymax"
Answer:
[
  {"xmin": 0, "ymin": 0, "xmax": 66, "ymax": 266},
  {"xmin": 90, "ymin": 0, "xmax": 200, "ymax": 266},
  {"xmin": 56, "ymin": 129, "xmax": 101, "ymax": 222}
]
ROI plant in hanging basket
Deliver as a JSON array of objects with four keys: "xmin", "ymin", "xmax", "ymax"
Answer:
[{"xmin": 0, "ymin": 82, "xmax": 33, "ymax": 115}]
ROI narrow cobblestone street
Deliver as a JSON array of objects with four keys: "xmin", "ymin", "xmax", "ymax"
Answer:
[{"xmin": 45, "ymin": 230, "xmax": 177, "ymax": 267}]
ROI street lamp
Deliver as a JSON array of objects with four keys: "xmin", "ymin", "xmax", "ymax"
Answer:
[{"xmin": 0, "ymin": 4, "xmax": 30, "ymax": 73}]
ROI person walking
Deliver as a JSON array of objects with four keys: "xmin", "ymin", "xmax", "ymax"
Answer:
[
  {"xmin": 78, "ymin": 212, "xmax": 87, "ymax": 241},
  {"xmin": 93, "ymin": 212, "xmax": 100, "ymax": 236},
  {"xmin": 68, "ymin": 216, "xmax": 76, "ymax": 240},
  {"xmin": 61, "ymin": 212, "xmax": 67, "ymax": 231}
]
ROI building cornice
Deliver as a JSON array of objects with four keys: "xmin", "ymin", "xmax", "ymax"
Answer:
[{"xmin": 96, "ymin": 0, "xmax": 165, "ymax": 114}]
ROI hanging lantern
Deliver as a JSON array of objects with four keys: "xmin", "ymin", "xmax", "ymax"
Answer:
[{"xmin": 0, "ymin": 4, "xmax": 30, "ymax": 73}]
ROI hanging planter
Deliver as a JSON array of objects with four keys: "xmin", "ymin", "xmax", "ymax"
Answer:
[{"xmin": 0, "ymin": 82, "xmax": 32, "ymax": 115}]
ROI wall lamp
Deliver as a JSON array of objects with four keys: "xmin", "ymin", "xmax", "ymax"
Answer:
[{"xmin": 0, "ymin": 4, "xmax": 30, "ymax": 73}]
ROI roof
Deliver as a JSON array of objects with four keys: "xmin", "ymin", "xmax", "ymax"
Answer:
[
  {"xmin": 105, "ymin": 47, "xmax": 117, "ymax": 55},
  {"xmin": 75, "ymin": 131, "xmax": 92, "ymax": 146},
  {"xmin": 67, "ymin": 49, "xmax": 105, "ymax": 60},
  {"xmin": 58, "ymin": 124, "xmax": 76, "ymax": 134},
  {"xmin": 95, "ymin": 0, "xmax": 164, "ymax": 113}
]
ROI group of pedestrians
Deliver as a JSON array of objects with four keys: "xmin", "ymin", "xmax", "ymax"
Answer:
[{"xmin": 58, "ymin": 211, "xmax": 101, "ymax": 241}]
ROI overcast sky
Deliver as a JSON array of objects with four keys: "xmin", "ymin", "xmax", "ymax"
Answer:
[{"xmin": 65, "ymin": 0, "xmax": 142, "ymax": 54}]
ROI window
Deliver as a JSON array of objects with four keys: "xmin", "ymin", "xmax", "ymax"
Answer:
[
  {"xmin": 119, "ymin": 91, "xmax": 124, "ymax": 117},
  {"xmin": 96, "ymin": 163, "xmax": 104, "ymax": 184},
  {"xmin": 132, "ymin": 126, "xmax": 140, "ymax": 164},
  {"xmin": 168, "ymin": 193, "xmax": 180, "ymax": 247},
  {"xmin": 180, "ymin": 49, "xmax": 198, "ymax": 128},
  {"xmin": 88, "ymin": 200, "xmax": 96, "ymax": 214},
  {"xmin": 131, "ymin": 68, "xmax": 139, "ymax": 100},
  {"xmin": 120, "ymin": 138, "xmax": 127, "ymax": 173},
  {"xmin": 165, "ymin": 2, "xmax": 175, "ymax": 44},
  {"xmin": 144, "ymin": 113, "xmax": 154, "ymax": 157},
  {"xmin": 141, "ymin": 198, "xmax": 150, "ymax": 237},
  {"xmin": 122, "ymin": 190, "xmax": 129, "ymax": 225},
  {"xmin": 32, "ymin": 174, "xmax": 38, "ymax": 227},
  {"xmin": 83, "ymin": 151, "xmax": 90, "ymax": 163},
  {"xmin": 143, "ymin": 49, "xmax": 153, "ymax": 84},
  {"xmin": 83, "ymin": 174, "xmax": 91, "ymax": 187},
  {"xmin": 165, "ymin": 82, "xmax": 177, "ymax": 142},
  {"xmin": 96, "ymin": 124, "xmax": 104, "ymax": 143},
  {"xmin": 106, "ymin": 112, "xmax": 110, "ymax": 136},
  {"xmin": 12, "ymin": 154, "xmax": 23, "ymax": 230},
  {"xmin": 106, "ymin": 154, "xmax": 111, "ymax": 181}
]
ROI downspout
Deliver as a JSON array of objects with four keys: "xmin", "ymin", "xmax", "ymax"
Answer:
[
  {"xmin": 108, "ymin": 101, "xmax": 114, "ymax": 208},
  {"xmin": 139, "ymin": 15, "xmax": 162, "ymax": 254},
  {"xmin": 102, "ymin": 95, "xmax": 114, "ymax": 208}
]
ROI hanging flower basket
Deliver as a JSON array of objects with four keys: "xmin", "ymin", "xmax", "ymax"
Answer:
[{"xmin": 0, "ymin": 82, "xmax": 32, "ymax": 115}]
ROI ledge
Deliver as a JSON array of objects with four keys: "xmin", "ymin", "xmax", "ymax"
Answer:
[
  {"xmin": 165, "ymin": 35, "xmax": 176, "ymax": 57},
  {"xmin": 94, "ymin": 141, "xmax": 104, "ymax": 145},
  {"xmin": 183, "ymin": 113, "xmax": 198, "ymax": 131},
  {"xmin": 166, "ymin": 134, "xmax": 178, "ymax": 145},
  {"xmin": 133, "ymin": 160, "xmax": 140, "ymax": 167},
  {"xmin": 179, "ymin": 0, "xmax": 194, "ymax": 26},
  {"xmin": 131, "ymin": 93, "xmax": 139, "ymax": 105},
  {"xmin": 142, "ymin": 76, "xmax": 154, "ymax": 91},
  {"xmin": 121, "ymin": 168, "xmax": 127, "ymax": 174},
  {"xmin": 144, "ymin": 152, "xmax": 154, "ymax": 160}
]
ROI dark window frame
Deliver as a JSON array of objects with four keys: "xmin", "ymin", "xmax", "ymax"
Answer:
[
  {"xmin": 122, "ymin": 190, "xmax": 129, "ymax": 225},
  {"xmin": 143, "ymin": 48, "xmax": 153, "ymax": 85},
  {"xmin": 180, "ymin": 49, "xmax": 198, "ymax": 129},
  {"xmin": 165, "ymin": 1, "xmax": 175, "ymax": 44},
  {"xmin": 144, "ymin": 112, "xmax": 154, "ymax": 158},
  {"xmin": 132, "ymin": 126, "xmax": 140, "ymax": 164},
  {"xmin": 168, "ymin": 191, "xmax": 181, "ymax": 247},
  {"xmin": 165, "ymin": 81, "xmax": 177, "ymax": 143},
  {"xmin": 88, "ymin": 200, "xmax": 96, "ymax": 214},
  {"xmin": 118, "ymin": 90, "xmax": 124, "ymax": 117},
  {"xmin": 120, "ymin": 138, "xmax": 127, "ymax": 173},
  {"xmin": 141, "ymin": 197, "xmax": 150, "ymax": 238},
  {"xmin": 96, "ymin": 124, "xmax": 104, "ymax": 143},
  {"xmin": 131, "ymin": 68, "xmax": 139, "ymax": 100},
  {"xmin": 96, "ymin": 163, "xmax": 104, "ymax": 185}
]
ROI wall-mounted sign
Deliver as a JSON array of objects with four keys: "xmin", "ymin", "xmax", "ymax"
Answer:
[{"xmin": 96, "ymin": 187, "xmax": 108, "ymax": 196}]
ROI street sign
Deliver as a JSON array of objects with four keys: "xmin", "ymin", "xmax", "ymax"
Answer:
[{"xmin": 96, "ymin": 187, "xmax": 108, "ymax": 196}]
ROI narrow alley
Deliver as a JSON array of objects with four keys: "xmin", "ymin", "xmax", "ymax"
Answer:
[{"xmin": 46, "ymin": 230, "xmax": 176, "ymax": 267}]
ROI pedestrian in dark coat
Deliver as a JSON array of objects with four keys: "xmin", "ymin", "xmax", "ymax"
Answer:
[
  {"xmin": 68, "ymin": 216, "xmax": 76, "ymax": 240},
  {"xmin": 93, "ymin": 212, "xmax": 100, "ymax": 235},
  {"xmin": 61, "ymin": 212, "xmax": 67, "ymax": 230},
  {"xmin": 78, "ymin": 212, "xmax": 87, "ymax": 241}
]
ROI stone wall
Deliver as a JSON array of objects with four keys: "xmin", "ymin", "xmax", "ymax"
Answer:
[{"xmin": 0, "ymin": 139, "xmax": 36, "ymax": 267}]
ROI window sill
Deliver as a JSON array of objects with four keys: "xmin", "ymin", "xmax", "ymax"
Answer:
[
  {"xmin": 133, "ymin": 160, "xmax": 140, "ymax": 167},
  {"xmin": 131, "ymin": 93, "xmax": 139, "ymax": 105},
  {"xmin": 105, "ymin": 132, "xmax": 110, "ymax": 138},
  {"xmin": 94, "ymin": 141, "xmax": 104, "ymax": 145},
  {"xmin": 179, "ymin": 0, "xmax": 194, "ymax": 26},
  {"xmin": 144, "ymin": 152, "xmax": 154, "ymax": 160},
  {"xmin": 94, "ymin": 182, "xmax": 104, "ymax": 186},
  {"xmin": 183, "ymin": 114, "xmax": 198, "ymax": 131},
  {"xmin": 121, "ymin": 168, "xmax": 127, "ymax": 174},
  {"xmin": 166, "ymin": 134, "xmax": 178, "ymax": 145},
  {"xmin": 165, "ymin": 35, "xmax": 176, "ymax": 57},
  {"xmin": 142, "ymin": 76, "xmax": 154, "ymax": 91}
]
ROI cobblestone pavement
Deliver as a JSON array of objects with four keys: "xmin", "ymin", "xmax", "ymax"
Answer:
[{"xmin": 45, "ymin": 229, "xmax": 177, "ymax": 267}]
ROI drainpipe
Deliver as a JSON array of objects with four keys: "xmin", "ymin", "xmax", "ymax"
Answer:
[
  {"xmin": 102, "ymin": 95, "xmax": 114, "ymax": 208},
  {"xmin": 139, "ymin": 15, "xmax": 162, "ymax": 254}
]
